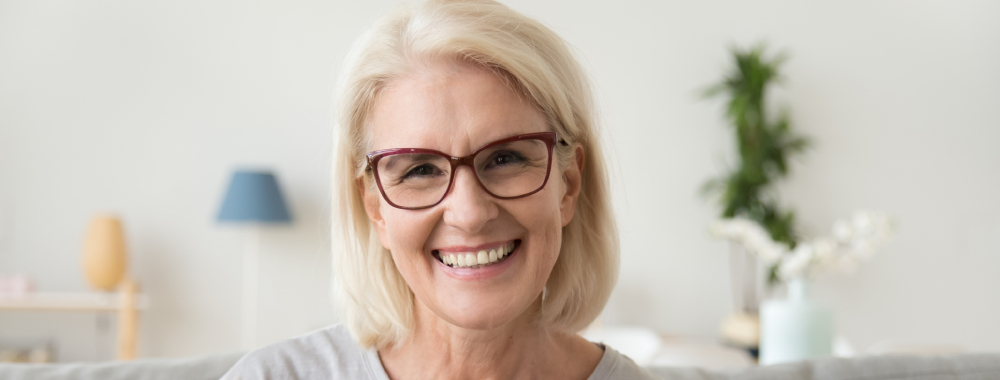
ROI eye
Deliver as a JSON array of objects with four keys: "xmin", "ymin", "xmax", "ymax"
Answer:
[
  {"xmin": 489, "ymin": 151, "xmax": 526, "ymax": 167},
  {"xmin": 402, "ymin": 163, "xmax": 442, "ymax": 179}
]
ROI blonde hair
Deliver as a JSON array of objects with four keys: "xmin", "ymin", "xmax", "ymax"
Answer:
[{"xmin": 331, "ymin": 0, "xmax": 618, "ymax": 349}]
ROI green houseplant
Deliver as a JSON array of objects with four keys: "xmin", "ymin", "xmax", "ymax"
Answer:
[{"xmin": 702, "ymin": 44, "xmax": 809, "ymax": 285}]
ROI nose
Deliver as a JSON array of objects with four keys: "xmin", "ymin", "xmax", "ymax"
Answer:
[{"xmin": 441, "ymin": 166, "xmax": 498, "ymax": 233}]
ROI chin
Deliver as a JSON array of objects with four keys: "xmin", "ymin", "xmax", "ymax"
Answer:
[{"xmin": 432, "ymin": 290, "xmax": 541, "ymax": 331}]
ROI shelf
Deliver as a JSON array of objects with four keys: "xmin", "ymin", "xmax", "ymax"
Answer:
[
  {"xmin": 0, "ymin": 279, "xmax": 145, "ymax": 360},
  {"xmin": 0, "ymin": 292, "xmax": 149, "ymax": 312}
]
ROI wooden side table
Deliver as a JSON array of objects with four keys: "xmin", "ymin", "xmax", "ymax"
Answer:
[{"xmin": 0, "ymin": 278, "xmax": 149, "ymax": 360}]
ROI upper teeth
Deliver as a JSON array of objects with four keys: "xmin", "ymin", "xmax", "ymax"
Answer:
[{"xmin": 441, "ymin": 241, "xmax": 515, "ymax": 268}]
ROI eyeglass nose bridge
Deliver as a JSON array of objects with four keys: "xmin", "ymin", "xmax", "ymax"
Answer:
[
  {"xmin": 448, "ymin": 154, "xmax": 477, "ymax": 170},
  {"xmin": 443, "ymin": 154, "xmax": 490, "ymax": 198}
]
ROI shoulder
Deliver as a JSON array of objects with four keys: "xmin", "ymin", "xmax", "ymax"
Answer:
[
  {"xmin": 221, "ymin": 324, "xmax": 386, "ymax": 380},
  {"xmin": 589, "ymin": 345, "xmax": 661, "ymax": 380}
]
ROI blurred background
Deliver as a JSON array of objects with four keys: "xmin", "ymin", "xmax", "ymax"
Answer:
[{"xmin": 0, "ymin": 0, "xmax": 997, "ymax": 363}]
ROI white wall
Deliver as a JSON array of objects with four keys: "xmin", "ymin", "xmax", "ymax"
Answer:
[{"xmin": 0, "ymin": 0, "xmax": 997, "ymax": 360}]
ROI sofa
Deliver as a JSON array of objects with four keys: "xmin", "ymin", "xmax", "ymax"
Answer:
[{"xmin": 1, "ymin": 352, "xmax": 999, "ymax": 380}]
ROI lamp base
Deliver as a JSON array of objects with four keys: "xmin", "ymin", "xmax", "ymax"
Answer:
[{"xmin": 241, "ymin": 226, "xmax": 259, "ymax": 350}]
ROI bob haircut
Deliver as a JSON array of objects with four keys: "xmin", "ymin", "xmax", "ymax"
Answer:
[{"xmin": 331, "ymin": 0, "xmax": 619, "ymax": 349}]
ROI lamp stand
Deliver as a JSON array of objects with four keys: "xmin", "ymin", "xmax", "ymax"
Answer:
[{"xmin": 241, "ymin": 225, "xmax": 259, "ymax": 350}]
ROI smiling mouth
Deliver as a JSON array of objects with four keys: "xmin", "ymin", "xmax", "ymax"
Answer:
[{"xmin": 434, "ymin": 240, "xmax": 519, "ymax": 269}]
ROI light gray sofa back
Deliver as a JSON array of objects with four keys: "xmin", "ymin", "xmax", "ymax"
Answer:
[
  {"xmin": 1, "ymin": 352, "xmax": 998, "ymax": 380},
  {"xmin": 648, "ymin": 353, "xmax": 1000, "ymax": 380},
  {"xmin": 0, "ymin": 351, "xmax": 244, "ymax": 380}
]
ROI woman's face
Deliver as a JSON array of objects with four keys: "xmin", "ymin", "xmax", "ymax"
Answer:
[{"xmin": 363, "ymin": 61, "xmax": 582, "ymax": 330}]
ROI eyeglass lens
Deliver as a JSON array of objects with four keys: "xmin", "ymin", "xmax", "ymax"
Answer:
[{"xmin": 375, "ymin": 139, "xmax": 550, "ymax": 208}]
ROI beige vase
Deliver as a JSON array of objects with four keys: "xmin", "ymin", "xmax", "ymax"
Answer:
[{"xmin": 82, "ymin": 215, "xmax": 128, "ymax": 291}]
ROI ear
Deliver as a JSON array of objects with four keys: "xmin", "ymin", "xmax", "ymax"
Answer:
[
  {"xmin": 559, "ymin": 145, "xmax": 585, "ymax": 227},
  {"xmin": 359, "ymin": 177, "xmax": 392, "ymax": 250}
]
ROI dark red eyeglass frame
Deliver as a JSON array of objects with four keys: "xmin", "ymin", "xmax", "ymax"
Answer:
[{"xmin": 366, "ymin": 132, "xmax": 559, "ymax": 210}]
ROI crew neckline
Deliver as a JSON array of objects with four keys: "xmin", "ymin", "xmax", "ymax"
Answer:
[{"xmin": 363, "ymin": 341, "xmax": 620, "ymax": 380}]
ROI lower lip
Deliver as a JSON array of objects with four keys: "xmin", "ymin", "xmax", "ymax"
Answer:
[{"xmin": 436, "ymin": 244, "xmax": 519, "ymax": 280}]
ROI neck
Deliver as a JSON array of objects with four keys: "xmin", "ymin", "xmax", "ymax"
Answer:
[{"xmin": 378, "ymin": 297, "xmax": 602, "ymax": 380}]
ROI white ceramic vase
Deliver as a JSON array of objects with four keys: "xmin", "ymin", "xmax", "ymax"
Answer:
[{"xmin": 759, "ymin": 278, "xmax": 833, "ymax": 365}]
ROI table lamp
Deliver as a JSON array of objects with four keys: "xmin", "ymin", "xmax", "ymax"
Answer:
[{"xmin": 217, "ymin": 170, "xmax": 292, "ymax": 349}]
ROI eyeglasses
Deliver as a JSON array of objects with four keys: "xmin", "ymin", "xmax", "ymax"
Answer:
[{"xmin": 366, "ymin": 132, "xmax": 559, "ymax": 210}]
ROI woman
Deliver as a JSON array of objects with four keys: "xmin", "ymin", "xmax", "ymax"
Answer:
[{"xmin": 224, "ymin": 0, "xmax": 656, "ymax": 379}]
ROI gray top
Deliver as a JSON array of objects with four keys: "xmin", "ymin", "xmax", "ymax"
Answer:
[{"xmin": 221, "ymin": 324, "xmax": 658, "ymax": 380}]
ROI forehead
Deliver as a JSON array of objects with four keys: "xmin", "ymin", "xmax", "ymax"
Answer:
[{"xmin": 368, "ymin": 60, "xmax": 547, "ymax": 155}]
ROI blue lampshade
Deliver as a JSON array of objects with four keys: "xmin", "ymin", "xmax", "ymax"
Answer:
[{"xmin": 217, "ymin": 170, "xmax": 292, "ymax": 223}]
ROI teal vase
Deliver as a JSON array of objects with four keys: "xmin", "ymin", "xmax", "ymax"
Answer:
[{"xmin": 759, "ymin": 278, "xmax": 833, "ymax": 365}]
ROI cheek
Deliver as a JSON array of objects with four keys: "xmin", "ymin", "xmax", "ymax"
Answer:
[
  {"xmin": 520, "ymin": 185, "xmax": 566, "ymax": 263},
  {"xmin": 381, "ymin": 209, "xmax": 437, "ymax": 292},
  {"xmin": 380, "ymin": 206, "xmax": 437, "ymax": 254},
  {"xmin": 525, "ymin": 196, "xmax": 562, "ymax": 231}
]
